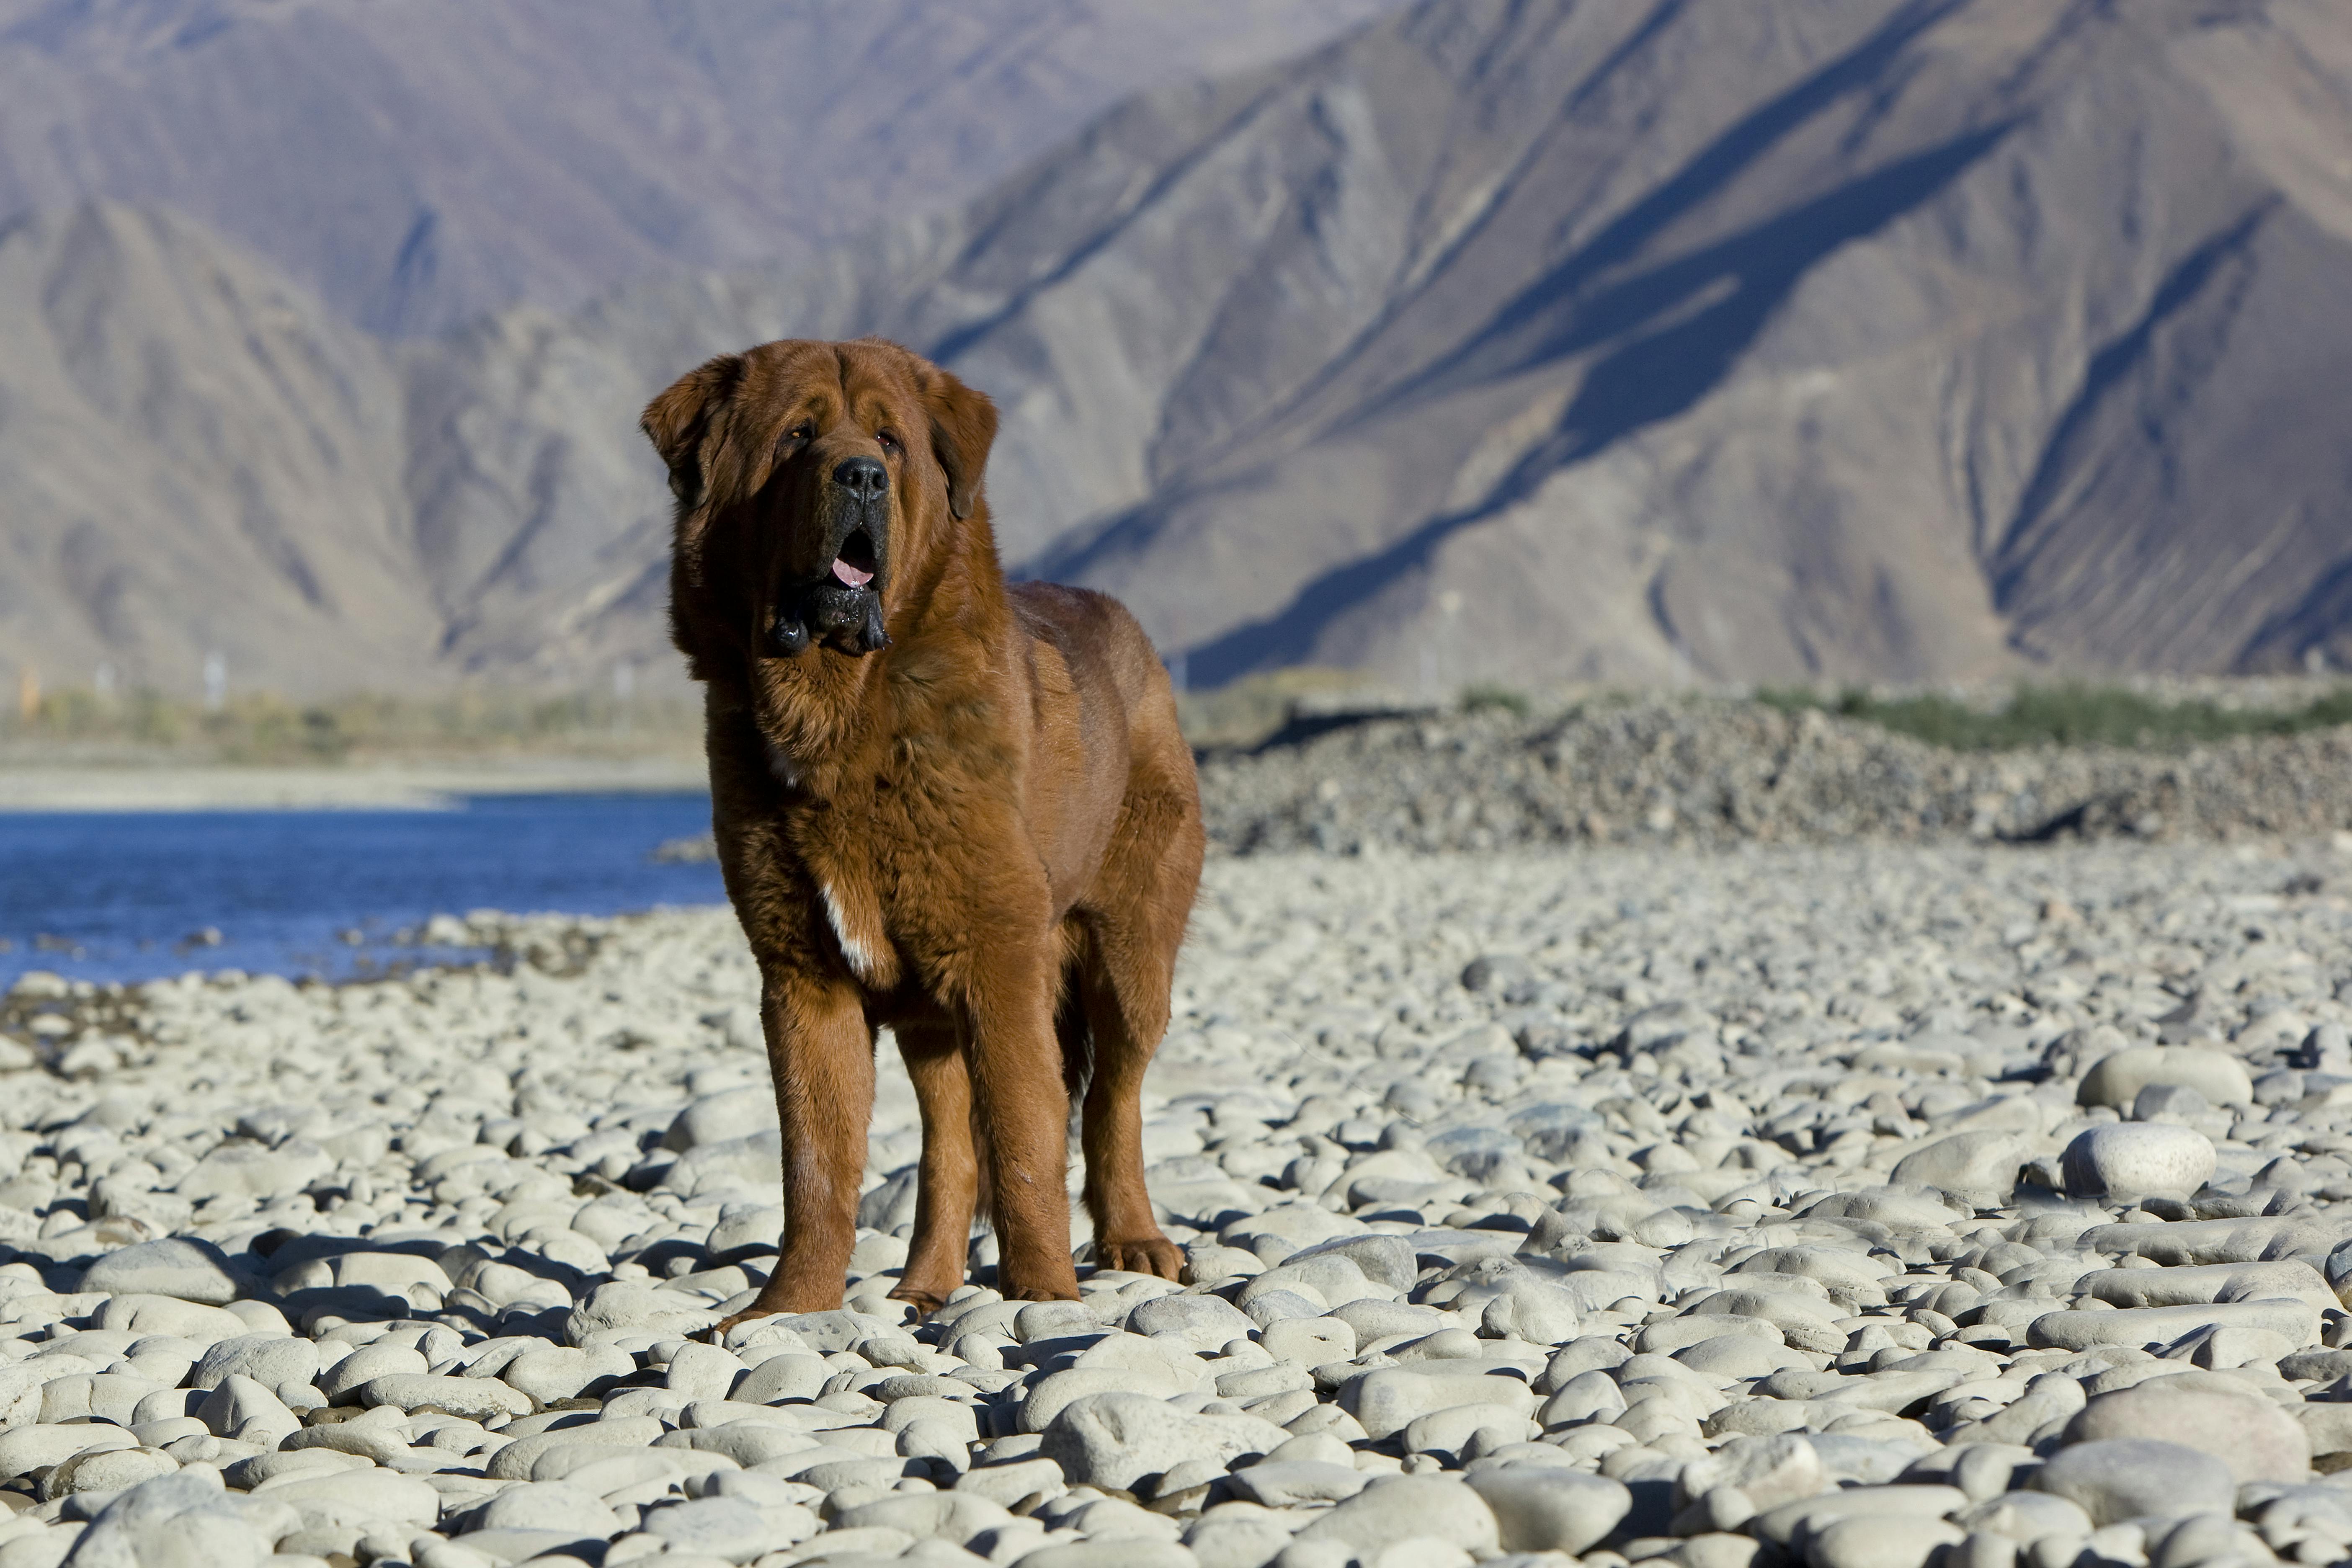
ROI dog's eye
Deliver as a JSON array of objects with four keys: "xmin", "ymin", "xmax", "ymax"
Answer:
[
  {"xmin": 877, "ymin": 431, "xmax": 902, "ymax": 456},
  {"xmin": 785, "ymin": 422, "xmax": 815, "ymax": 446}
]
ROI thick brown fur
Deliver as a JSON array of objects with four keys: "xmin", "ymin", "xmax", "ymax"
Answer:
[{"xmin": 643, "ymin": 338, "xmax": 1204, "ymax": 1321}]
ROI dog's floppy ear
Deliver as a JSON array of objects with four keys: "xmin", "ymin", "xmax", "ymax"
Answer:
[
  {"xmin": 921, "ymin": 365, "xmax": 998, "ymax": 521},
  {"xmin": 642, "ymin": 353, "xmax": 745, "ymax": 508}
]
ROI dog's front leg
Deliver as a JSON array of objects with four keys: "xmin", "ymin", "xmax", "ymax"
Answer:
[
  {"xmin": 964, "ymin": 942, "xmax": 1081, "ymax": 1301},
  {"xmin": 718, "ymin": 963, "xmax": 873, "ymax": 1328}
]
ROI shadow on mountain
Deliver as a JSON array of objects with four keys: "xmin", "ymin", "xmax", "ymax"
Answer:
[{"xmin": 1184, "ymin": 119, "xmax": 2016, "ymax": 686}]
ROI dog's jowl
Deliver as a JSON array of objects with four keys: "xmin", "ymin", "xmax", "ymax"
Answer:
[{"xmin": 643, "ymin": 337, "xmax": 1204, "ymax": 1320}]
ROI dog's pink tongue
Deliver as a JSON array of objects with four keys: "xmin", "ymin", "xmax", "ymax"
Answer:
[{"xmin": 831, "ymin": 557, "xmax": 874, "ymax": 588}]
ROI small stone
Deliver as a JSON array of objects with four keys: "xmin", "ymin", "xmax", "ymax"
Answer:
[
  {"xmin": 2130, "ymin": 1083, "xmax": 2210, "ymax": 1122},
  {"xmin": 662, "ymin": 1086, "xmax": 778, "ymax": 1151},
  {"xmin": 355, "ymin": 1372, "xmax": 532, "ymax": 1420},
  {"xmin": 469, "ymin": 1481, "xmax": 624, "ymax": 1537},
  {"xmin": 78, "ymin": 1238, "xmax": 255, "ymax": 1305},
  {"xmin": 2077, "ymin": 1047, "xmax": 2254, "ymax": 1111},
  {"xmin": 1228, "ymin": 1460, "xmax": 1369, "ymax": 1508},
  {"xmin": 707, "ymin": 1205, "xmax": 785, "ymax": 1259},
  {"xmin": 1341, "ymin": 1365, "xmax": 1539, "ymax": 1440},
  {"xmin": 733, "ymin": 1351, "xmax": 826, "ymax": 1404},
  {"xmin": 1889, "ymin": 1131, "xmax": 2029, "ymax": 1202},
  {"xmin": 1021, "ymin": 1539, "xmax": 1199, "ymax": 1568},
  {"xmin": 56, "ymin": 1444, "xmax": 178, "ymax": 1495},
  {"xmin": 1401, "ymin": 1401, "xmax": 1534, "ymax": 1457},
  {"xmin": 247, "ymin": 1468, "xmax": 444, "ymax": 1534},
  {"xmin": 1260, "ymin": 1317, "xmax": 1356, "ymax": 1364},
  {"xmin": 1041, "ymin": 1392, "xmax": 1290, "ymax": 1493},
  {"xmin": 1125, "ymin": 1292, "xmax": 1256, "ymax": 1352},
  {"xmin": 2061, "ymin": 1372, "xmax": 2310, "ymax": 1483},
  {"xmin": 1747, "ymin": 1487, "xmax": 1968, "ymax": 1547},
  {"xmin": 1014, "ymin": 1300, "xmax": 1100, "ymax": 1343},
  {"xmin": 831, "ymin": 1490, "xmax": 1012, "ymax": 1544},
  {"xmin": 2060, "ymin": 1124, "xmax": 2216, "ymax": 1202},
  {"xmin": 565, "ymin": 1281, "xmax": 718, "ymax": 1344},
  {"xmin": 191, "ymin": 1334, "xmax": 319, "ymax": 1394},
  {"xmin": 195, "ymin": 1374, "xmax": 298, "ymax": 1446},
  {"xmin": 1293, "ymin": 1474, "xmax": 1501, "ymax": 1558},
  {"xmin": 500, "ymin": 1345, "xmax": 634, "ymax": 1406},
  {"xmin": 1674, "ymin": 1432, "xmax": 1826, "ymax": 1513},
  {"xmin": 60, "ymin": 1469, "xmax": 267, "ymax": 1568},
  {"xmin": 2027, "ymin": 1298, "xmax": 2317, "ymax": 1352},
  {"xmin": 2032, "ymin": 1438, "xmax": 2236, "ymax": 1526},
  {"xmin": 1949, "ymin": 1492, "xmax": 2095, "ymax": 1543},
  {"xmin": 1809, "ymin": 1514, "xmax": 1966, "ymax": 1568},
  {"xmin": 1465, "ymin": 1466, "xmax": 1630, "ymax": 1552},
  {"xmin": 1461, "ymin": 954, "xmax": 1537, "ymax": 996}
]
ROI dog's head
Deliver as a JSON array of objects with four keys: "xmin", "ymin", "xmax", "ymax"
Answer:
[{"xmin": 644, "ymin": 338, "xmax": 998, "ymax": 669}]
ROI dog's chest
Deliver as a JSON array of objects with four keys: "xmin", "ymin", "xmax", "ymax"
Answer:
[
  {"xmin": 816, "ymin": 877, "xmax": 888, "ymax": 986},
  {"xmin": 790, "ymin": 815, "xmax": 910, "ymax": 992}
]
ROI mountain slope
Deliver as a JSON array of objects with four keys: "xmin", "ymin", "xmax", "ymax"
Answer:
[
  {"xmin": 0, "ymin": 203, "xmax": 431, "ymax": 696},
  {"xmin": 3, "ymin": 0, "xmax": 2349, "ymax": 696},
  {"xmin": 0, "ymin": 0, "xmax": 1398, "ymax": 336},
  {"xmin": 966, "ymin": 0, "xmax": 2352, "ymax": 686}
]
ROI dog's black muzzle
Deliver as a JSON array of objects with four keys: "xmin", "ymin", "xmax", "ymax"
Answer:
[{"xmin": 770, "ymin": 459, "xmax": 891, "ymax": 657}]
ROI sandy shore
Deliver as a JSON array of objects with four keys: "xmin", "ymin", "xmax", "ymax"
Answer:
[{"xmin": 0, "ymin": 756, "xmax": 708, "ymax": 811}]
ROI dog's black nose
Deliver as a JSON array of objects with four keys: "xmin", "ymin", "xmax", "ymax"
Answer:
[{"xmin": 832, "ymin": 456, "xmax": 887, "ymax": 500}]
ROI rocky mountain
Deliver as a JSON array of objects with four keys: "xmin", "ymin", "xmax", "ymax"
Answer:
[
  {"xmin": 3, "ymin": 0, "xmax": 2349, "ymax": 698},
  {"xmin": 0, "ymin": 0, "xmax": 1395, "ymax": 337}
]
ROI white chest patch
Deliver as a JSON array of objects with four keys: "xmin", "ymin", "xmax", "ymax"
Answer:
[
  {"xmin": 820, "ymin": 881, "xmax": 877, "ymax": 983},
  {"xmin": 764, "ymin": 738, "xmax": 802, "ymax": 791}
]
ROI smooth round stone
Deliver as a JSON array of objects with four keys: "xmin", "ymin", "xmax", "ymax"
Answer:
[
  {"xmin": 1889, "ymin": 1131, "xmax": 2029, "ymax": 1202},
  {"xmin": 2032, "ymin": 1439, "xmax": 2236, "ymax": 1526},
  {"xmin": 1292, "ymin": 1474, "xmax": 1501, "ymax": 1558},
  {"xmin": 2076, "ymin": 1047, "xmax": 2253, "ymax": 1112},
  {"xmin": 1949, "ymin": 1491, "xmax": 2094, "ymax": 1542},
  {"xmin": 470, "ymin": 1481, "xmax": 625, "ymax": 1537},
  {"xmin": 59, "ymin": 1446, "xmax": 178, "ymax": 1494},
  {"xmin": 353, "ymin": 1373, "xmax": 531, "ymax": 1420},
  {"xmin": 1809, "ymin": 1515, "xmax": 1965, "ymax": 1568},
  {"xmin": 77, "ymin": 1238, "xmax": 253, "ymax": 1305},
  {"xmin": 2060, "ymin": 1123, "xmax": 2216, "ymax": 1202},
  {"xmin": 1039, "ymin": 1393, "xmax": 1290, "ymax": 1493},
  {"xmin": 1465, "ymin": 1468, "xmax": 1630, "ymax": 1553},
  {"xmin": 1747, "ymin": 1487, "xmax": 1968, "ymax": 1547},
  {"xmin": 2061, "ymin": 1372, "xmax": 2310, "ymax": 1483},
  {"xmin": 1676, "ymin": 1433, "xmax": 1825, "ymax": 1514},
  {"xmin": 2027, "ymin": 1298, "xmax": 2317, "ymax": 1352}
]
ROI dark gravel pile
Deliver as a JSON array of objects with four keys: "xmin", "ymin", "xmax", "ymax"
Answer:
[{"xmin": 1198, "ymin": 700, "xmax": 2352, "ymax": 855}]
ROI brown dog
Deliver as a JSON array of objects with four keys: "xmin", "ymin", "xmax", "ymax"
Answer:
[{"xmin": 642, "ymin": 338, "xmax": 1203, "ymax": 1318}]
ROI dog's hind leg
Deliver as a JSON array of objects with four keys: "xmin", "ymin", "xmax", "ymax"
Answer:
[
  {"xmin": 891, "ymin": 1020, "xmax": 978, "ymax": 1314},
  {"xmin": 1075, "ymin": 784, "xmax": 1202, "ymax": 1282}
]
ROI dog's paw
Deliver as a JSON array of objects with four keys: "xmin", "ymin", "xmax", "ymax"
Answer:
[
  {"xmin": 1096, "ymin": 1235, "xmax": 1186, "ymax": 1281},
  {"xmin": 711, "ymin": 1287, "xmax": 841, "ymax": 1342},
  {"xmin": 709, "ymin": 1308, "xmax": 776, "ymax": 1344},
  {"xmin": 885, "ymin": 1282, "xmax": 949, "ymax": 1316}
]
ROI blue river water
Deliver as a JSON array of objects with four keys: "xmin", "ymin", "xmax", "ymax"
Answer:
[{"xmin": 0, "ymin": 794, "xmax": 727, "ymax": 989}]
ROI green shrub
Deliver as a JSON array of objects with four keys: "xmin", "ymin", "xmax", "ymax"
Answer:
[
  {"xmin": 1460, "ymin": 682, "xmax": 1531, "ymax": 717},
  {"xmin": 1761, "ymin": 682, "xmax": 2352, "ymax": 752}
]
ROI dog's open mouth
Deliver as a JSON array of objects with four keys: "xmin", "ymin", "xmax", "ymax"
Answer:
[
  {"xmin": 771, "ymin": 524, "xmax": 889, "ymax": 658},
  {"xmin": 831, "ymin": 529, "xmax": 877, "ymax": 589}
]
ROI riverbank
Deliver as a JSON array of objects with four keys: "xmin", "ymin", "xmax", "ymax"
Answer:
[{"xmin": 0, "ymin": 756, "xmax": 707, "ymax": 811}]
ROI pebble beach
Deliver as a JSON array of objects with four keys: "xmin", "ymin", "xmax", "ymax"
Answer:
[{"xmin": 2, "ymin": 833, "xmax": 2351, "ymax": 1568}]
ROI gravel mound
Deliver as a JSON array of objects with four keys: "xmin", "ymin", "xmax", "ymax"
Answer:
[
  {"xmin": 1200, "ymin": 700, "xmax": 2352, "ymax": 854},
  {"xmin": 1, "ymin": 840, "xmax": 2351, "ymax": 1563}
]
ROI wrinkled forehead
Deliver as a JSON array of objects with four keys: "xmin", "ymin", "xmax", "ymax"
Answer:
[{"xmin": 735, "ymin": 341, "xmax": 917, "ymax": 421}]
